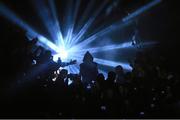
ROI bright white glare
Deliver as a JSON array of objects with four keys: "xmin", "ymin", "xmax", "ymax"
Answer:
[
  {"xmin": 53, "ymin": 48, "xmax": 68, "ymax": 61},
  {"xmin": 60, "ymin": 49, "xmax": 68, "ymax": 60}
]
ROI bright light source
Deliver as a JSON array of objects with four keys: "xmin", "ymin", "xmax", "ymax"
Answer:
[
  {"xmin": 53, "ymin": 48, "xmax": 68, "ymax": 62},
  {"xmin": 0, "ymin": 0, "xmax": 160, "ymax": 75},
  {"xmin": 60, "ymin": 48, "xmax": 68, "ymax": 60}
]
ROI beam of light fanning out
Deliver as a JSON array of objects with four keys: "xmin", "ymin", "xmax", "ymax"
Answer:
[
  {"xmin": 70, "ymin": 0, "xmax": 108, "ymax": 46},
  {"xmin": 0, "ymin": 0, "xmax": 160, "ymax": 77},
  {"xmin": 0, "ymin": 3, "xmax": 37, "ymax": 37},
  {"xmin": 65, "ymin": 0, "xmax": 81, "ymax": 47},
  {"xmin": 48, "ymin": 0, "xmax": 65, "ymax": 47},
  {"xmin": 71, "ymin": 0, "xmax": 161, "ymax": 50},
  {"xmin": 69, "ymin": 41, "xmax": 133, "ymax": 55},
  {"xmin": 71, "ymin": 55, "xmax": 132, "ymax": 71},
  {"xmin": 0, "ymin": 4, "xmax": 62, "ymax": 53}
]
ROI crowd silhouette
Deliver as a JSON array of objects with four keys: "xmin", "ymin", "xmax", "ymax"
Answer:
[{"xmin": 0, "ymin": 33, "xmax": 180, "ymax": 119}]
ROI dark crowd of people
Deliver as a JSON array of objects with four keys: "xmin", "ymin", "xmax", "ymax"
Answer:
[{"xmin": 0, "ymin": 34, "xmax": 180, "ymax": 119}]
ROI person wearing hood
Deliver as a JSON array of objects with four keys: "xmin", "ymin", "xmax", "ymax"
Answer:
[{"xmin": 80, "ymin": 51, "xmax": 99, "ymax": 86}]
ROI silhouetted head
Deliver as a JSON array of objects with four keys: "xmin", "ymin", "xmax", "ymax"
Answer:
[
  {"xmin": 83, "ymin": 51, "xmax": 93, "ymax": 63},
  {"xmin": 44, "ymin": 50, "xmax": 53, "ymax": 60},
  {"xmin": 27, "ymin": 37, "xmax": 38, "ymax": 51},
  {"xmin": 96, "ymin": 73, "xmax": 105, "ymax": 82},
  {"xmin": 59, "ymin": 69, "xmax": 68, "ymax": 79},
  {"xmin": 115, "ymin": 65, "xmax": 124, "ymax": 75},
  {"xmin": 35, "ymin": 46, "xmax": 44, "ymax": 57},
  {"xmin": 31, "ymin": 37, "xmax": 38, "ymax": 45},
  {"xmin": 73, "ymin": 74, "xmax": 82, "ymax": 84},
  {"xmin": 107, "ymin": 71, "xmax": 116, "ymax": 82}
]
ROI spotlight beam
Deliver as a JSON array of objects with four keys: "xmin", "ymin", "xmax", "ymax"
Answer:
[
  {"xmin": 70, "ymin": 41, "xmax": 157, "ymax": 57},
  {"xmin": 66, "ymin": 0, "xmax": 81, "ymax": 47},
  {"xmin": 1, "ymin": 1, "xmax": 161, "ymax": 77},
  {"xmin": 0, "ymin": 4, "xmax": 61, "ymax": 53},
  {"xmin": 0, "ymin": 3, "xmax": 37, "ymax": 37},
  {"xmin": 95, "ymin": 58, "xmax": 132, "ymax": 71},
  {"xmin": 69, "ymin": 66, "xmax": 75, "ymax": 73},
  {"xmin": 66, "ymin": 65, "xmax": 79, "ymax": 74},
  {"xmin": 70, "ymin": 21, "xmax": 130, "ymax": 51},
  {"xmin": 70, "ymin": 55, "xmax": 108, "ymax": 78},
  {"xmin": 80, "ymin": 41, "xmax": 133, "ymax": 53},
  {"xmin": 71, "ymin": 0, "xmax": 162, "ymax": 50},
  {"xmin": 70, "ymin": 0, "xmax": 108, "ymax": 46},
  {"xmin": 69, "ymin": 41, "xmax": 133, "ymax": 55},
  {"xmin": 34, "ymin": 0, "xmax": 65, "ymax": 48},
  {"xmin": 64, "ymin": 0, "xmax": 74, "ymax": 44},
  {"xmin": 33, "ymin": 0, "xmax": 57, "ymax": 42},
  {"xmin": 72, "ymin": 65, "xmax": 80, "ymax": 74},
  {"xmin": 76, "ymin": 0, "xmax": 95, "ymax": 31},
  {"xmin": 48, "ymin": 0, "xmax": 65, "ymax": 47},
  {"xmin": 37, "ymin": 35, "xmax": 60, "ymax": 52},
  {"xmin": 122, "ymin": 0, "xmax": 162, "ymax": 22},
  {"xmin": 71, "ymin": 55, "xmax": 132, "ymax": 71}
]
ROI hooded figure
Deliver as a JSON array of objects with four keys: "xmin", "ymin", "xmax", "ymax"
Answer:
[{"xmin": 80, "ymin": 51, "xmax": 98, "ymax": 86}]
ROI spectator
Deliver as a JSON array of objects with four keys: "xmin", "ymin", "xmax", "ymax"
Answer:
[{"xmin": 80, "ymin": 51, "xmax": 98, "ymax": 86}]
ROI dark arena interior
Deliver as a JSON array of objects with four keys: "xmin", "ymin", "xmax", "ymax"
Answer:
[{"xmin": 0, "ymin": 0, "xmax": 180, "ymax": 119}]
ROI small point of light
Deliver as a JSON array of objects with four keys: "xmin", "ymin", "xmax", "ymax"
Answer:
[
  {"xmin": 92, "ymin": 80, "xmax": 95, "ymax": 84},
  {"xmin": 52, "ymin": 78, "xmax": 57, "ymax": 81},
  {"xmin": 140, "ymin": 111, "xmax": 145, "ymax": 115},
  {"xmin": 87, "ymin": 84, "xmax": 91, "ymax": 89},
  {"xmin": 101, "ymin": 106, "xmax": 106, "ymax": 111},
  {"xmin": 68, "ymin": 80, "xmax": 73, "ymax": 85},
  {"xmin": 32, "ymin": 59, "xmax": 36, "ymax": 65},
  {"xmin": 150, "ymin": 103, "xmax": 155, "ymax": 108}
]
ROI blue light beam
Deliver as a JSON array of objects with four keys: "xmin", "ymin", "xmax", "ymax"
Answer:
[
  {"xmin": 122, "ymin": 0, "xmax": 162, "ymax": 22},
  {"xmin": 33, "ymin": 0, "xmax": 56, "ymax": 42},
  {"xmin": 69, "ymin": 41, "xmax": 133, "ymax": 55},
  {"xmin": 66, "ymin": 0, "xmax": 81, "ymax": 47},
  {"xmin": 33, "ymin": 0, "xmax": 65, "ymax": 48},
  {"xmin": 70, "ymin": 0, "xmax": 108, "ymax": 46},
  {"xmin": 71, "ymin": 55, "xmax": 132, "ymax": 71},
  {"xmin": 0, "ymin": 3, "xmax": 37, "ymax": 37},
  {"xmin": 48, "ymin": 0, "xmax": 65, "ymax": 47},
  {"xmin": 76, "ymin": 0, "xmax": 95, "ymax": 31},
  {"xmin": 71, "ymin": 0, "xmax": 162, "ymax": 50},
  {"xmin": 70, "ymin": 22, "xmax": 130, "ymax": 51},
  {"xmin": 0, "ymin": 4, "xmax": 62, "ymax": 53},
  {"xmin": 95, "ymin": 58, "xmax": 133, "ymax": 71}
]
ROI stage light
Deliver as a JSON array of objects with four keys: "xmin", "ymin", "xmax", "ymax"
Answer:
[
  {"xmin": 53, "ymin": 48, "xmax": 68, "ymax": 61},
  {"xmin": 0, "ymin": 0, "xmax": 161, "ymax": 76},
  {"xmin": 60, "ymin": 49, "xmax": 68, "ymax": 60}
]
